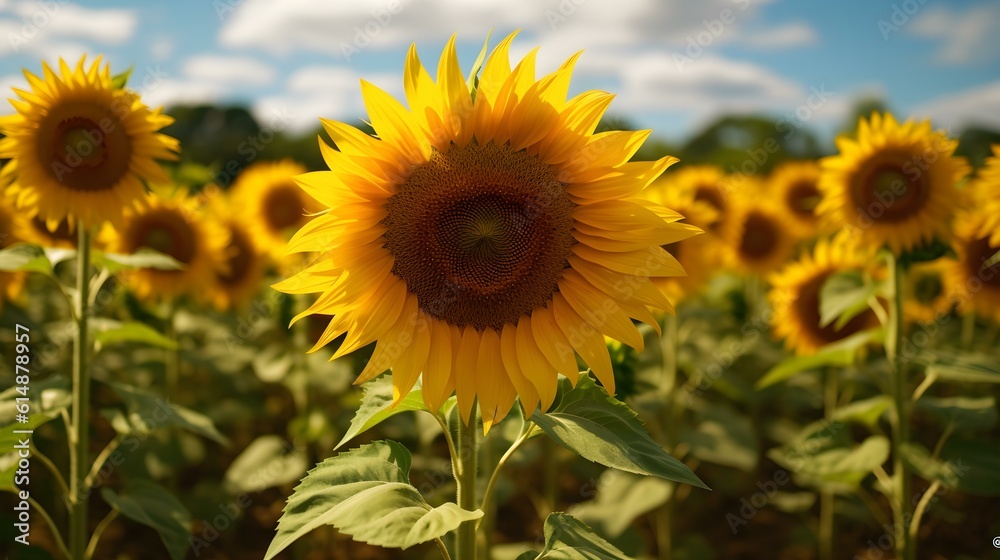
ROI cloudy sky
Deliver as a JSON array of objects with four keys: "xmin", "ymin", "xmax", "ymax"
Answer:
[{"xmin": 1, "ymin": 0, "xmax": 998, "ymax": 140}]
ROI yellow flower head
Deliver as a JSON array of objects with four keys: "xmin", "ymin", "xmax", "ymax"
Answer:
[
  {"xmin": 946, "ymin": 209, "xmax": 1000, "ymax": 323},
  {"xmin": 817, "ymin": 112, "xmax": 968, "ymax": 255},
  {"xmin": 670, "ymin": 165, "xmax": 730, "ymax": 234},
  {"xmin": 768, "ymin": 236, "xmax": 881, "ymax": 355},
  {"xmin": 230, "ymin": 159, "xmax": 319, "ymax": 261},
  {"xmin": 102, "ymin": 187, "xmax": 227, "ymax": 302},
  {"xmin": 903, "ymin": 258, "xmax": 953, "ymax": 324},
  {"xmin": 275, "ymin": 33, "xmax": 699, "ymax": 429},
  {"xmin": 0, "ymin": 56, "xmax": 179, "ymax": 229},
  {"xmin": 643, "ymin": 177, "xmax": 715, "ymax": 304},
  {"xmin": 770, "ymin": 160, "xmax": 823, "ymax": 239},
  {"xmin": 724, "ymin": 199, "xmax": 795, "ymax": 275},
  {"xmin": 206, "ymin": 197, "xmax": 268, "ymax": 311}
]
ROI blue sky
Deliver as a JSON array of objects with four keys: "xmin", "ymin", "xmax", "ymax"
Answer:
[{"xmin": 2, "ymin": 0, "xmax": 999, "ymax": 142}]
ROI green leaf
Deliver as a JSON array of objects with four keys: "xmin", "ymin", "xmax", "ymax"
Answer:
[
  {"xmin": 111, "ymin": 66, "xmax": 134, "ymax": 89},
  {"xmin": 770, "ymin": 435, "xmax": 889, "ymax": 491},
  {"xmin": 467, "ymin": 30, "xmax": 492, "ymax": 99},
  {"xmin": 93, "ymin": 320, "xmax": 178, "ymax": 350},
  {"xmin": 264, "ymin": 441, "xmax": 481, "ymax": 558},
  {"xmin": 832, "ymin": 395, "xmax": 893, "ymax": 428},
  {"xmin": 0, "ymin": 413, "xmax": 56, "ymax": 491},
  {"xmin": 0, "ymin": 376, "xmax": 71, "ymax": 424},
  {"xmin": 101, "ymin": 481, "xmax": 191, "ymax": 560},
  {"xmin": 681, "ymin": 406, "xmax": 758, "ymax": 471},
  {"xmin": 899, "ymin": 442, "xmax": 963, "ymax": 488},
  {"xmin": 819, "ymin": 270, "xmax": 877, "ymax": 328},
  {"xmin": 569, "ymin": 471, "xmax": 672, "ymax": 538},
  {"xmin": 97, "ymin": 249, "xmax": 184, "ymax": 272},
  {"xmin": 519, "ymin": 512, "xmax": 633, "ymax": 559},
  {"xmin": 756, "ymin": 329, "xmax": 882, "ymax": 389},
  {"xmin": 531, "ymin": 375, "xmax": 707, "ymax": 489},
  {"xmin": 106, "ymin": 382, "xmax": 228, "ymax": 444},
  {"xmin": 915, "ymin": 396, "xmax": 997, "ymax": 432},
  {"xmin": 916, "ymin": 350, "xmax": 1000, "ymax": 384},
  {"xmin": 335, "ymin": 375, "xmax": 430, "ymax": 450},
  {"xmin": 224, "ymin": 435, "xmax": 308, "ymax": 494},
  {"xmin": 0, "ymin": 244, "xmax": 54, "ymax": 276}
]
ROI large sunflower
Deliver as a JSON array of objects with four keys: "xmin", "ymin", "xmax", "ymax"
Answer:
[
  {"xmin": 768, "ymin": 236, "xmax": 881, "ymax": 355},
  {"xmin": 275, "ymin": 34, "xmax": 698, "ymax": 428},
  {"xmin": 230, "ymin": 160, "xmax": 320, "ymax": 261},
  {"xmin": 903, "ymin": 258, "xmax": 953, "ymax": 324},
  {"xmin": 770, "ymin": 160, "xmax": 823, "ymax": 239},
  {"xmin": 0, "ymin": 56, "xmax": 178, "ymax": 229},
  {"xmin": 946, "ymin": 209, "xmax": 1000, "ymax": 322},
  {"xmin": 724, "ymin": 200, "xmax": 794, "ymax": 275},
  {"xmin": 102, "ymin": 188, "xmax": 227, "ymax": 302},
  {"xmin": 643, "ymin": 177, "xmax": 715, "ymax": 304},
  {"xmin": 816, "ymin": 112, "xmax": 968, "ymax": 254},
  {"xmin": 207, "ymin": 201, "xmax": 268, "ymax": 311}
]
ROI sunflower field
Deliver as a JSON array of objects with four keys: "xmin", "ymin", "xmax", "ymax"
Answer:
[{"xmin": 1, "ymin": 7, "xmax": 1000, "ymax": 560}]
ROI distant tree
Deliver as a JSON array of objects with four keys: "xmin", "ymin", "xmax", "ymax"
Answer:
[{"xmin": 956, "ymin": 126, "xmax": 1000, "ymax": 169}]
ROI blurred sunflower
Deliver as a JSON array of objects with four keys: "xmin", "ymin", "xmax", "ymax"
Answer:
[
  {"xmin": 769, "ymin": 236, "xmax": 880, "ymax": 355},
  {"xmin": 0, "ymin": 56, "xmax": 179, "ymax": 229},
  {"xmin": 671, "ymin": 165, "xmax": 730, "ymax": 233},
  {"xmin": 965, "ymin": 145, "xmax": 1000, "ymax": 234},
  {"xmin": 102, "ymin": 188, "xmax": 227, "ymax": 301},
  {"xmin": 816, "ymin": 112, "xmax": 968, "ymax": 254},
  {"xmin": 0, "ymin": 197, "xmax": 27, "ymax": 309},
  {"xmin": 275, "ymin": 33, "xmax": 698, "ymax": 428},
  {"xmin": 903, "ymin": 259, "xmax": 952, "ymax": 324},
  {"xmin": 770, "ymin": 161, "xmax": 823, "ymax": 239},
  {"xmin": 230, "ymin": 160, "xmax": 320, "ymax": 261},
  {"xmin": 207, "ymin": 205, "xmax": 268, "ymax": 311},
  {"xmin": 946, "ymin": 209, "xmax": 1000, "ymax": 322},
  {"xmin": 643, "ymin": 178, "xmax": 715, "ymax": 304},
  {"xmin": 19, "ymin": 214, "xmax": 78, "ymax": 249},
  {"xmin": 725, "ymin": 201, "xmax": 794, "ymax": 275}
]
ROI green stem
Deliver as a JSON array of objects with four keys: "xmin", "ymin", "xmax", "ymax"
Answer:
[
  {"xmin": 456, "ymin": 412, "xmax": 479, "ymax": 560},
  {"xmin": 70, "ymin": 226, "xmax": 92, "ymax": 560},
  {"xmin": 656, "ymin": 313, "xmax": 680, "ymax": 560},
  {"xmin": 819, "ymin": 369, "xmax": 838, "ymax": 560},
  {"xmin": 165, "ymin": 299, "xmax": 179, "ymax": 399},
  {"xmin": 435, "ymin": 537, "xmax": 453, "ymax": 560},
  {"xmin": 908, "ymin": 480, "xmax": 941, "ymax": 544},
  {"xmin": 479, "ymin": 422, "xmax": 532, "ymax": 529},
  {"xmin": 29, "ymin": 496, "xmax": 70, "ymax": 559},
  {"xmin": 33, "ymin": 448, "xmax": 70, "ymax": 499},
  {"xmin": 886, "ymin": 254, "xmax": 913, "ymax": 560},
  {"xmin": 960, "ymin": 311, "xmax": 975, "ymax": 349},
  {"xmin": 85, "ymin": 509, "xmax": 118, "ymax": 560}
]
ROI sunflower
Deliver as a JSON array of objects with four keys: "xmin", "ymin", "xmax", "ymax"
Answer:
[
  {"xmin": 275, "ymin": 34, "xmax": 698, "ymax": 429},
  {"xmin": 0, "ymin": 56, "xmax": 179, "ymax": 229},
  {"xmin": 0, "ymin": 197, "xmax": 27, "ymax": 309},
  {"xmin": 670, "ymin": 165, "xmax": 730, "ymax": 233},
  {"xmin": 206, "ymin": 202, "xmax": 268, "ymax": 311},
  {"xmin": 903, "ymin": 258, "xmax": 953, "ymax": 324},
  {"xmin": 770, "ymin": 160, "xmax": 823, "ymax": 239},
  {"xmin": 946, "ymin": 209, "xmax": 1000, "ymax": 322},
  {"xmin": 18, "ymin": 213, "xmax": 78, "ymax": 249},
  {"xmin": 724, "ymin": 200, "xmax": 794, "ymax": 275},
  {"xmin": 102, "ymin": 187, "xmax": 227, "ymax": 302},
  {"xmin": 643, "ymin": 178, "xmax": 715, "ymax": 304},
  {"xmin": 816, "ymin": 112, "xmax": 968, "ymax": 255},
  {"xmin": 965, "ymin": 145, "xmax": 1000, "ymax": 235},
  {"xmin": 768, "ymin": 236, "xmax": 881, "ymax": 355},
  {"xmin": 230, "ymin": 160, "xmax": 320, "ymax": 261}
]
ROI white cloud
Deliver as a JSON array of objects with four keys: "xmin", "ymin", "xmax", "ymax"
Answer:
[
  {"xmin": 741, "ymin": 22, "xmax": 818, "ymax": 50},
  {"xmin": 142, "ymin": 79, "xmax": 227, "ymax": 109},
  {"xmin": 914, "ymin": 80, "xmax": 1000, "ymax": 130},
  {"xmin": 0, "ymin": 2, "xmax": 136, "ymax": 57},
  {"xmin": 182, "ymin": 55, "xmax": 276, "ymax": 86},
  {"xmin": 908, "ymin": 2, "xmax": 1000, "ymax": 64}
]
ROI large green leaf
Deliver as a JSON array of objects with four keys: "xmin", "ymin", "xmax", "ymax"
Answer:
[
  {"xmin": 916, "ymin": 351, "xmax": 1000, "ymax": 384},
  {"xmin": 335, "ymin": 375, "xmax": 430, "ymax": 450},
  {"xmin": 832, "ymin": 395, "xmax": 893, "ymax": 428},
  {"xmin": 106, "ymin": 382, "xmax": 228, "ymax": 444},
  {"xmin": 681, "ymin": 406, "xmax": 758, "ymax": 471},
  {"xmin": 570, "ymin": 472, "xmax": 672, "ymax": 538},
  {"xmin": 224, "ymin": 435, "xmax": 308, "ymax": 494},
  {"xmin": 265, "ymin": 441, "xmax": 481, "ymax": 558},
  {"xmin": 531, "ymin": 375, "xmax": 707, "ymax": 489},
  {"xmin": 899, "ymin": 443, "xmax": 963, "ymax": 489},
  {"xmin": 0, "ymin": 244, "xmax": 54, "ymax": 276},
  {"xmin": 97, "ymin": 248, "xmax": 184, "ymax": 272},
  {"xmin": 102, "ymin": 481, "xmax": 192, "ymax": 560},
  {"xmin": 770, "ymin": 435, "xmax": 889, "ymax": 490},
  {"xmin": 92, "ymin": 319, "xmax": 178, "ymax": 350},
  {"xmin": 819, "ymin": 270, "xmax": 879, "ymax": 329},
  {"xmin": 756, "ymin": 329, "xmax": 882, "ymax": 389},
  {"xmin": 517, "ymin": 513, "xmax": 633, "ymax": 560},
  {"xmin": 915, "ymin": 396, "xmax": 997, "ymax": 432}
]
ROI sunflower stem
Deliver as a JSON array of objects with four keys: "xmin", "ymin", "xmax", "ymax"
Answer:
[
  {"xmin": 886, "ymin": 253, "xmax": 913, "ymax": 560},
  {"xmin": 656, "ymin": 312, "xmax": 680, "ymax": 560},
  {"xmin": 70, "ymin": 226, "xmax": 92, "ymax": 560},
  {"xmin": 165, "ymin": 298, "xmax": 179, "ymax": 399},
  {"xmin": 819, "ymin": 368, "xmax": 838, "ymax": 560},
  {"xmin": 456, "ymin": 411, "xmax": 479, "ymax": 560}
]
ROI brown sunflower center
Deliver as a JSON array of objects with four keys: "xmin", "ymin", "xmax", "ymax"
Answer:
[
  {"xmin": 738, "ymin": 211, "xmax": 779, "ymax": 261},
  {"xmin": 786, "ymin": 180, "xmax": 821, "ymax": 218},
  {"xmin": 795, "ymin": 271, "xmax": 876, "ymax": 344},
  {"xmin": 218, "ymin": 226, "xmax": 254, "ymax": 286},
  {"xmin": 965, "ymin": 236, "xmax": 1000, "ymax": 290},
  {"xmin": 853, "ymin": 161, "xmax": 928, "ymax": 223},
  {"xmin": 383, "ymin": 140, "xmax": 576, "ymax": 331},
  {"xmin": 127, "ymin": 209, "xmax": 197, "ymax": 265},
  {"xmin": 263, "ymin": 184, "xmax": 307, "ymax": 232},
  {"xmin": 912, "ymin": 272, "xmax": 943, "ymax": 304},
  {"xmin": 694, "ymin": 184, "xmax": 725, "ymax": 231},
  {"xmin": 38, "ymin": 103, "xmax": 131, "ymax": 192}
]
